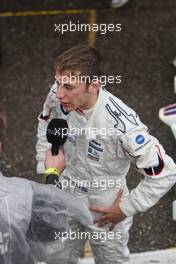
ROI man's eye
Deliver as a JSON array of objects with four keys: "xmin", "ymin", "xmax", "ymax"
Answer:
[{"xmin": 64, "ymin": 85, "xmax": 74, "ymax": 90}]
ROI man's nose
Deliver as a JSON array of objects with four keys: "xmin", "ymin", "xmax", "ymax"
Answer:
[{"xmin": 56, "ymin": 85, "xmax": 66, "ymax": 99}]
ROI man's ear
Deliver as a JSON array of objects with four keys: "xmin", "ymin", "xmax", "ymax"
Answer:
[
  {"xmin": 0, "ymin": 142, "xmax": 2, "ymax": 154},
  {"xmin": 89, "ymin": 81, "xmax": 100, "ymax": 95}
]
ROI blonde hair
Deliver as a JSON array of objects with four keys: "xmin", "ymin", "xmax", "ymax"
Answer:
[{"xmin": 54, "ymin": 45, "xmax": 104, "ymax": 85}]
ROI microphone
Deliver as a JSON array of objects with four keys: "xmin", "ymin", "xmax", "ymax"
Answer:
[{"xmin": 46, "ymin": 118, "xmax": 68, "ymax": 155}]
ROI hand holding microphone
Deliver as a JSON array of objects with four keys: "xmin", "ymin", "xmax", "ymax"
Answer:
[
  {"xmin": 46, "ymin": 118, "xmax": 68, "ymax": 155},
  {"xmin": 45, "ymin": 149, "xmax": 65, "ymax": 172},
  {"xmin": 44, "ymin": 118, "xmax": 68, "ymax": 186}
]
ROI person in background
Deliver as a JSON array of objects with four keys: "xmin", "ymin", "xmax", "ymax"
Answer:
[
  {"xmin": 0, "ymin": 107, "xmax": 92, "ymax": 264},
  {"xmin": 110, "ymin": 0, "xmax": 129, "ymax": 8},
  {"xmin": 102, "ymin": 0, "xmax": 129, "ymax": 8}
]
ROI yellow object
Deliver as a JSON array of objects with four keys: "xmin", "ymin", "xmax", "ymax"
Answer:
[{"xmin": 44, "ymin": 168, "xmax": 60, "ymax": 176}]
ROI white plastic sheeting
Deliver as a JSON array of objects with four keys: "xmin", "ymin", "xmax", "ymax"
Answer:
[
  {"xmin": 79, "ymin": 248, "xmax": 176, "ymax": 264},
  {"xmin": 0, "ymin": 172, "xmax": 93, "ymax": 264}
]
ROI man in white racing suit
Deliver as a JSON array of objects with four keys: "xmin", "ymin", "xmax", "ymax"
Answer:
[{"xmin": 36, "ymin": 45, "xmax": 176, "ymax": 264}]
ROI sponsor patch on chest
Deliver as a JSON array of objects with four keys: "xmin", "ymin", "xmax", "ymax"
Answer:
[{"xmin": 87, "ymin": 140, "xmax": 103, "ymax": 161}]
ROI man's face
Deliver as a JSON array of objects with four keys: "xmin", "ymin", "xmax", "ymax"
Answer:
[{"xmin": 55, "ymin": 70, "xmax": 98, "ymax": 111}]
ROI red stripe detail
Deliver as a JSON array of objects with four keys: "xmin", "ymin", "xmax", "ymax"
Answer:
[
  {"xmin": 156, "ymin": 145, "xmax": 163, "ymax": 160},
  {"xmin": 76, "ymin": 108, "xmax": 84, "ymax": 115}
]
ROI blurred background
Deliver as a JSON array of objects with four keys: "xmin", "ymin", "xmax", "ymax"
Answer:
[{"xmin": 0, "ymin": 0, "xmax": 176, "ymax": 254}]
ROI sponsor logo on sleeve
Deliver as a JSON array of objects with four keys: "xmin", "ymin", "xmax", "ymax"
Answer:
[{"xmin": 135, "ymin": 135, "xmax": 145, "ymax": 145}]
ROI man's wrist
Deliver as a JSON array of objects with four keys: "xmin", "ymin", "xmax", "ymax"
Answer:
[
  {"xmin": 44, "ymin": 168, "xmax": 62, "ymax": 188},
  {"xmin": 44, "ymin": 167, "xmax": 61, "ymax": 177}
]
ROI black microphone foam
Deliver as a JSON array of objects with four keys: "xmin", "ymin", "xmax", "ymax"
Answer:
[{"xmin": 46, "ymin": 118, "xmax": 68, "ymax": 155}]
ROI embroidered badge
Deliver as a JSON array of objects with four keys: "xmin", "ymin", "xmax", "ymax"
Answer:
[
  {"xmin": 135, "ymin": 135, "xmax": 145, "ymax": 145},
  {"xmin": 87, "ymin": 141, "xmax": 103, "ymax": 161}
]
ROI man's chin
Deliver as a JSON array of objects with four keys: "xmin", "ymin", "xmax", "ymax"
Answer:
[
  {"xmin": 62, "ymin": 105, "xmax": 74, "ymax": 112},
  {"xmin": 62, "ymin": 103, "xmax": 80, "ymax": 112},
  {"xmin": 67, "ymin": 107, "xmax": 74, "ymax": 112}
]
